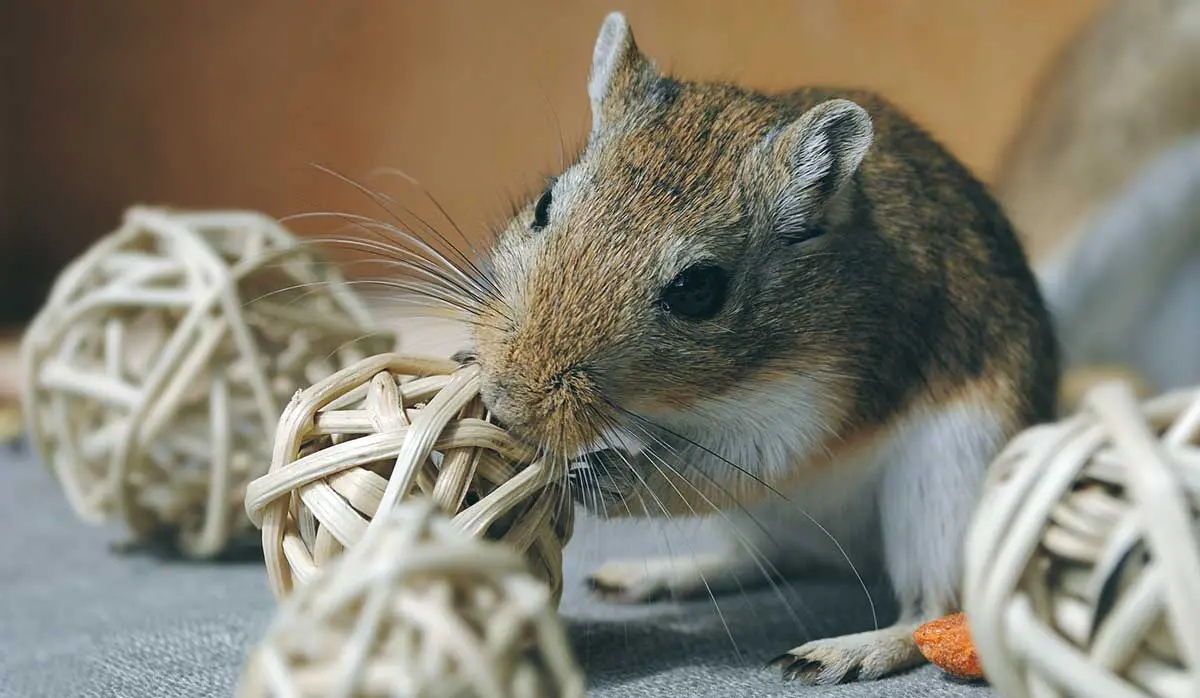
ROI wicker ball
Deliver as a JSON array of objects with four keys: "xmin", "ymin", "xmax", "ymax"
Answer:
[
  {"xmin": 1058, "ymin": 364, "xmax": 1154, "ymax": 416},
  {"xmin": 964, "ymin": 381, "xmax": 1200, "ymax": 698},
  {"xmin": 243, "ymin": 353, "xmax": 574, "ymax": 605},
  {"xmin": 20, "ymin": 206, "xmax": 391, "ymax": 557},
  {"xmin": 237, "ymin": 499, "xmax": 586, "ymax": 698}
]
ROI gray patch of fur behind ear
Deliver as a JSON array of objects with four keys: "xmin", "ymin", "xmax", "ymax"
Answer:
[{"xmin": 774, "ymin": 100, "xmax": 874, "ymax": 235}]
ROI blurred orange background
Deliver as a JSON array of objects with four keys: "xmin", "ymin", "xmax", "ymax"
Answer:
[{"xmin": 3, "ymin": 0, "xmax": 1104, "ymax": 324}]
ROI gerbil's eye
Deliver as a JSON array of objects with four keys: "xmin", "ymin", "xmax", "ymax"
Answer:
[
  {"xmin": 660, "ymin": 263, "xmax": 728, "ymax": 321},
  {"xmin": 531, "ymin": 187, "xmax": 553, "ymax": 232}
]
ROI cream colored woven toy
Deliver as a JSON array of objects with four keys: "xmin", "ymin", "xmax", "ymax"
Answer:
[
  {"xmin": 965, "ymin": 381, "xmax": 1200, "ymax": 698},
  {"xmin": 238, "ymin": 498, "xmax": 585, "ymax": 698},
  {"xmin": 20, "ymin": 206, "xmax": 391, "ymax": 557},
  {"xmin": 243, "ymin": 352, "xmax": 574, "ymax": 605}
]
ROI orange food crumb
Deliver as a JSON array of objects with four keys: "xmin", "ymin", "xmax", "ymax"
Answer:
[{"xmin": 913, "ymin": 612, "xmax": 985, "ymax": 681}]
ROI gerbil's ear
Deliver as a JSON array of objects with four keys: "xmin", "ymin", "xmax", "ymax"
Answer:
[
  {"xmin": 769, "ymin": 99, "xmax": 873, "ymax": 240},
  {"xmin": 588, "ymin": 12, "xmax": 655, "ymax": 138}
]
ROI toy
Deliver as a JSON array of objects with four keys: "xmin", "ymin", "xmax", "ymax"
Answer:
[
  {"xmin": 237, "ymin": 499, "xmax": 586, "ymax": 698},
  {"xmin": 20, "ymin": 206, "xmax": 390, "ymax": 557},
  {"xmin": 1058, "ymin": 363, "xmax": 1153, "ymax": 416},
  {"xmin": 243, "ymin": 353, "xmax": 574, "ymax": 604},
  {"xmin": 965, "ymin": 380, "xmax": 1200, "ymax": 698}
]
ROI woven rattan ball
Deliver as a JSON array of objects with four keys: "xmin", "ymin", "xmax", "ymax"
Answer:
[
  {"xmin": 964, "ymin": 381, "xmax": 1200, "ymax": 698},
  {"xmin": 20, "ymin": 206, "xmax": 391, "ymax": 557},
  {"xmin": 238, "ymin": 499, "xmax": 586, "ymax": 698},
  {"xmin": 243, "ymin": 352, "xmax": 574, "ymax": 605}
]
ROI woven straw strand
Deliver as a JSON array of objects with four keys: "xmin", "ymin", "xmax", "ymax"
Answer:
[
  {"xmin": 965, "ymin": 381, "xmax": 1200, "ymax": 698},
  {"xmin": 21, "ymin": 206, "xmax": 389, "ymax": 557},
  {"xmin": 238, "ymin": 499, "xmax": 586, "ymax": 698},
  {"xmin": 244, "ymin": 352, "xmax": 572, "ymax": 603}
]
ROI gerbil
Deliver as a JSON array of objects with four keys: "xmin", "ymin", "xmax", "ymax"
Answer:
[
  {"xmin": 457, "ymin": 12, "xmax": 1059, "ymax": 684},
  {"xmin": 992, "ymin": 0, "xmax": 1200, "ymax": 392}
]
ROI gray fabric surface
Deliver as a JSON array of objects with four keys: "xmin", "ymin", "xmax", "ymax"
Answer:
[{"xmin": 0, "ymin": 444, "xmax": 993, "ymax": 698}]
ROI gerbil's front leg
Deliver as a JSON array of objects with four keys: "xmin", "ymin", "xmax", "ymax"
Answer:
[
  {"xmin": 588, "ymin": 549, "xmax": 769, "ymax": 603},
  {"xmin": 770, "ymin": 603, "xmax": 927, "ymax": 684},
  {"xmin": 772, "ymin": 401, "xmax": 1005, "ymax": 684},
  {"xmin": 571, "ymin": 448, "xmax": 788, "ymax": 603}
]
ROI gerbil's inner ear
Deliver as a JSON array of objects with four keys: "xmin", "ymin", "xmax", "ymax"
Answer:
[
  {"xmin": 588, "ymin": 12, "xmax": 656, "ymax": 138},
  {"xmin": 769, "ymin": 99, "xmax": 873, "ymax": 241}
]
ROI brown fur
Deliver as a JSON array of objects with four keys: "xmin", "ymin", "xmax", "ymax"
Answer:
[
  {"xmin": 469, "ymin": 15, "xmax": 1059, "ymax": 495},
  {"xmin": 993, "ymin": 0, "xmax": 1200, "ymax": 264},
  {"xmin": 449, "ymin": 13, "xmax": 1067, "ymax": 686}
]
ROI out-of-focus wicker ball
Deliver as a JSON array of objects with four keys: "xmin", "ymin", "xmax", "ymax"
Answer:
[
  {"xmin": 237, "ymin": 500, "xmax": 586, "ymax": 698},
  {"xmin": 243, "ymin": 353, "xmax": 574, "ymax": 605},
  {"xmin": 964, "ymin": 381, "xmax": 1200, "ymax": 698},
  {"xmin": 1058, "ymin": 363, "xmax": 1154, "ymax": 416},
  {"xmin": 20, "ymin": 206, "xmax": 391, "ymax": 557}
]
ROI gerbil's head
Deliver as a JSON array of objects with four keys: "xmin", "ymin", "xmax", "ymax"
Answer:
[{"xmin": 467, "ymin": 12, "xmax": 874, "ymax": 461}]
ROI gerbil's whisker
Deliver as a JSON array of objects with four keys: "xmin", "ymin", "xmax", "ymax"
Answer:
[
  {"xmin": 605, "ymin": 412, "xmax": 811, "ymax": 644},
  {"xmin": 341, "ymin": 279, "xmax": 480, "ymax": 315},
  {"xmin": 282, "ymin": 211, "xmax": 489, "ymax": 300},
  {"xmin": 358, "ymin": 165, "xmax": 502, "ymax": 302},
  {"xmin": 583, "ymin": 409, "xmax": 746, "ymax": 663},
  {"xmin": 533, "ymin": 79, "xmax": 568, "ymax": 172},
  {"xmin": 367, "ymin": 167, "xmax": 486, "ymax": 262},
  {"xmin": 318, "ymin": 330, "xmax": 396, "ymax": 367},
  {"xmin": 285, "ymin": 213, "xmax": 515, "ymax": 328},
  {"xmin": 304, "ymin": 163, "xmax": 495, "ymax": 292},
  {"xmin": 250, "ymin": 277, "xmax": 506, "ymax": 333},
  {"xmin": 312, "ymin": 236, "xmax": 493, "ymax": 312},
  {"xmin": 553, "ymin": 451, "xmax": 575, "ymax": 537},
  {"xmin": 580, "ymin": 410, "xmax": 653, "ymax": 521},
  {"xmin": 310, "ymin": 239, "xmax": 484, "ymax": 303},
  {"xmin": 607, "ymin": 402, "xmax": 879, "ymax": 632}
]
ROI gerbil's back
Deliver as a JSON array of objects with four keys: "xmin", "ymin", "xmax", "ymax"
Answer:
[{"xmin": 775, "ymin": 86, "xmax": 1059, "ymax": 426}]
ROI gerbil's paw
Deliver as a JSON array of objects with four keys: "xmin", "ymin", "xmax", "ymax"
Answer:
[
  {"xmin": 768, "ymin": 625, "xmax": 925, "ymax": 685},
  {"xmin": 587, "ymin": 553, "xmax": 741, "ymax": 604},
  {"xmin": 586, "ymin": 559, "xmax": 677, "ymax": 604}
]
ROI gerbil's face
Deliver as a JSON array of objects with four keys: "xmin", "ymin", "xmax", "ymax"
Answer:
[{"xmin": 467, "ymin": 14, "xmax": 873, "ymax": 459}]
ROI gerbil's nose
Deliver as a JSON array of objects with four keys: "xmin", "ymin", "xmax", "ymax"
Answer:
[
  {"xmin": 477, "ymin": 362, "xmax": 599, "ymax": 450},
  {"xmin": 547, "ymin": 364, "xmax": 590, "ymax": 392}
]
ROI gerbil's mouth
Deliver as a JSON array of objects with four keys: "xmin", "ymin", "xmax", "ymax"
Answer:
[
  {"xmin": 485, "ymin": 412, "xmax": 643, "ymax": 465},
  {"xmin": 473, "ymin": 361, "xmax": 619, "ymax": 460},
  {"xmin": 564, "ymin": 428, "xmax": 648, "ymax": 513},
  {"xmin": 566, "ymin": 448, "xmax": 641, "ymax": 513},
  {"xmin": 577, "ymin": 428, "xmax": 646, "ymax": 460},
  {"xmin": 475, "ymin": 395, "xmax": 643, "ymax": 513},
  {"xmin": 482, "ymin": 390, "xmax": 647, "ymax": 462}
]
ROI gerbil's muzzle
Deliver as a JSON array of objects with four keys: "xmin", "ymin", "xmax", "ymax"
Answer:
[{"xmin": 477, "ymin": 363, "xmax": 609, "ymax": 461}]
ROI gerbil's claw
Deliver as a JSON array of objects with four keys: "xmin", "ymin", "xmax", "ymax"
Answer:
[
  {"xmin": 776, "ymin": 657, "xmax": 833, "ymax": 684},
  {"xmin": 770, "ymin": 625, "xmax": 925, "ymax": 685}
]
